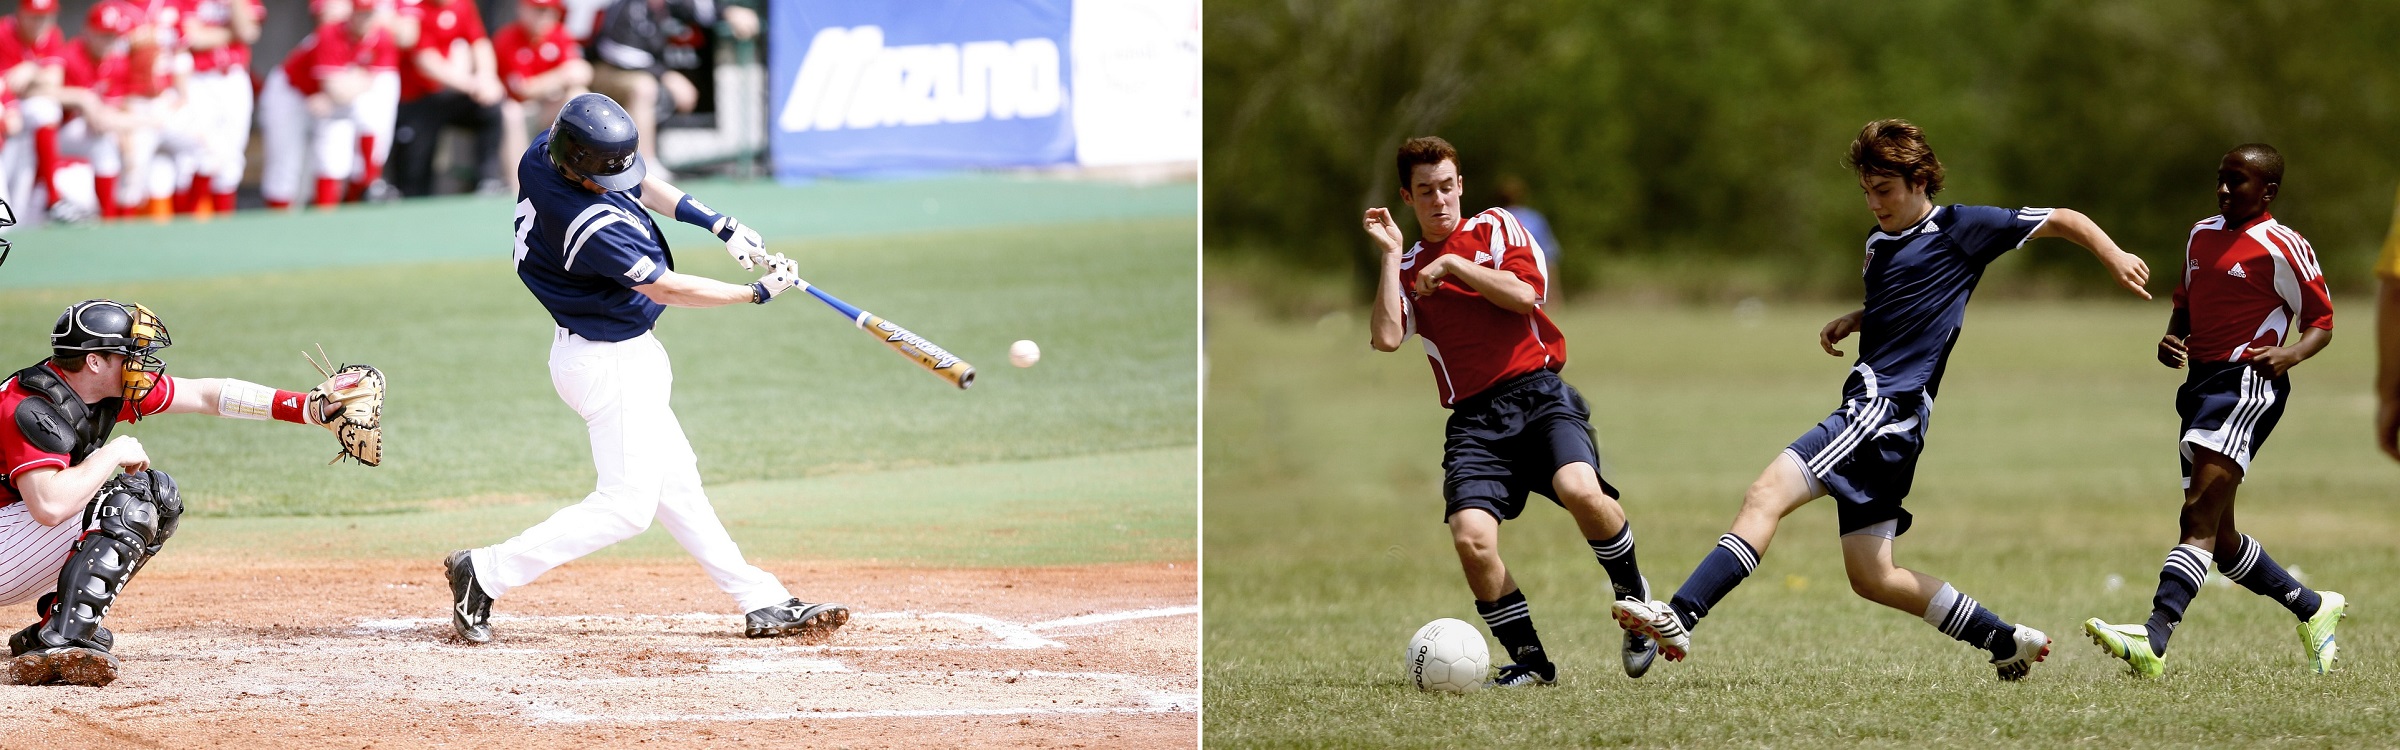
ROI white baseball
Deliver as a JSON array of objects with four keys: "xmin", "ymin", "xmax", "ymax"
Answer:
[{"xmin": 1009, "ymin": 340, "xmax": 1040, "ymax": 368}]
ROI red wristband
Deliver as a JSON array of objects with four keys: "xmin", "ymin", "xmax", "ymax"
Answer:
[{"xmin": 270, "ymin": 390, "xmax": 311, "ymax": 424}]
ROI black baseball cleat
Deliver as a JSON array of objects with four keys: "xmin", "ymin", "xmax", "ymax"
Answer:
[
  {"xmin": 445, "ymin": 551, "xmax": 494, "ymax": 644},
  {"xmin": 10, "ymin": 647, "xmax": 119, "ymax": 687},
  {"xmin": 745, "ymin": 599, "xmax": 849, "ymax": 641},
  {"xmin": 9, "ymin": 622, "xmax": 111, "ymax": 658}
]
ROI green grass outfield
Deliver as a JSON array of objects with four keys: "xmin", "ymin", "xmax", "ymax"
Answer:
[
  {"xmin": 1203, "ymin": 282, "xmax": 2399, "ymax": 746},
  {"xmin": 0, "ymin": 177, "xmax": 1197, "ymax": 567}
]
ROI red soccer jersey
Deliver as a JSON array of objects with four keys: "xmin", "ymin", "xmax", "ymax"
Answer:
[
  {"xmin": 282, "ymin": 21, "xmax": 397, "ymax": 97},
  {"xmin": 1397, "ymin": 207, "xmax": 1566, "ymax": 408},
  {"xmin": 2174, "ymin": 212, "xmax": 2334, "ymax": 364},
  {"xmin": 493, "ymin": 21, "xmax": 574, "ymax": 101},
  {"xmin": 397, "ymin": 0, "xmax": 486, "ymax": 101},
  {"xmin": 173, "ymin": 0, "xmax": 265, "ymax": 73},
  {"xmin": 0, "ymin": 365, "xmax": 174, "ymax": 507},
  {"xmin": 0, "ymin": 18, "xmax": 73, "ymax": 72}
]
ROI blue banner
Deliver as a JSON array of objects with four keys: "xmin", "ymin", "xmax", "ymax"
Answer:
[{"xmin": 769, "ymin": 0, "xmax": 1075, "ymax": 177}]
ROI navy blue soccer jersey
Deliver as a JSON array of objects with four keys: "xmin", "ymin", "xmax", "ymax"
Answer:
[
  {"xmin": 1848, "ymin": 204, "xmax": 2051, "ymax": 401},
  {"xmin": 511, "ymin": 129, "xmax": 675, "ymax": 342}
]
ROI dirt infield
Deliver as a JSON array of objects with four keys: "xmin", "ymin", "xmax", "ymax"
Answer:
[{"xmin": 0, "ymin": 556, "xmax": 1196, "ymax": 748}]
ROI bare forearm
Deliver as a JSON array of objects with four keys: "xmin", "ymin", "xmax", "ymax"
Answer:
[
  {"xmin": 1369, "ymin": 253, "xmax": 1407, "ymax": 351},
  {"xmin": 637, "ymin": 175, "xmax": 685, "ymax": 214},
  {"xmin": 2290, "ymin": 326, "xmax": 2333, "ymax": 363},
  {"xmin": 636, "ymin": 271, "xmax": 756, "ymax": 308},
  {"xmin": 2166, "ymin": 306, "xmax": 2190, "ymax": 337},
  {"xmin": 2036, "ymin": 208, "xmax": 2124, "ymax": 257},
  {"xmin": 1446, "ymin": 262, "xmax": 1538, "ymax": 313},
  {"xmin": 18, "ymin": 464, "xmax": 114, "ymax": 526}
]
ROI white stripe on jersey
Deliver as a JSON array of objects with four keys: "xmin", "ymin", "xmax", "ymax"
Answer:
[
  {"xmin": 2248, "ymin": 221, "xmax": 2309, "ymax": 342},
  {"xmin": 2009, "ymin": 208, "xmax": 2056, "ymax": 250},
  {"xmin": 0, "ymin": 500, "xmax": 82, "ymax": 607},
  {"xmin": 562, "ymin": 204, "xmax": 638, "ymax": 271},
  {"xmin": 2266, "ymin": 224, "xmax": 2321, "ymax": 280}
]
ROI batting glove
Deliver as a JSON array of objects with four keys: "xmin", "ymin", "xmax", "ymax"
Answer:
[
  {"xmin": 719, "ymin": 218, "xmax": 770, "ymax": 270},
  {"xmin": 752, "ymin": 258, "xmax": 804, "ymax": 304}
]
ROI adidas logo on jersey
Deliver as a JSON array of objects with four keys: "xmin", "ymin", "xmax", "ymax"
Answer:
[
  {"xmin": 1473, "ymin": 251, "xmax": 1493, "ymax": 265},
  {"xmin": 2228, "ymin": 262, "xmax": 2247, "ymax": 279}
]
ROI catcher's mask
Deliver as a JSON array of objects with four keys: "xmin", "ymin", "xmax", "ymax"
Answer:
[{"xmin": 51, "ymin": 298, "xmax": 171, "ymax": 407}]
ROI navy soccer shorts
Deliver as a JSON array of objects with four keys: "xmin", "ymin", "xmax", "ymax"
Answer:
[
  {"xmin": 1782, "ymin": 394, "xmax": 1931, "ymax": 536},
  {"xmin": 2177, "ymin": 361, "xmax": 2290, "ymax": 486},
  {"xmin": 1440, "ymin": 369, "xmax": 1620, "ymax": 524}
]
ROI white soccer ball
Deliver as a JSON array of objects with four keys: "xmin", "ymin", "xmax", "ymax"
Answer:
[{"xmin": 1406, "ymin": 618, "xmax": 1490, "ymax": 693}]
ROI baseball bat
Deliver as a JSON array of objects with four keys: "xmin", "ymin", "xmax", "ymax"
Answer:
[{"xmin": 798, "ymin": 283, "xmax": 975, "ymax": 389}]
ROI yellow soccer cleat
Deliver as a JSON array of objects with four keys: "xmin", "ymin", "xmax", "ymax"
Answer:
[
  {"xmin": 2298, "ymin": 590, "xmax": 2346, "ymax": 674},
  {"xmin": 2084, "ymin": 618, "xmax": 2164, "ymax": 678}
]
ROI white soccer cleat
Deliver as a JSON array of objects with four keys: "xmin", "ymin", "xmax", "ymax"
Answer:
[
  {"xmin": 1611, "ymin": 599, "xmax": 1690, "ymax": 662},
  {"xmin": 1991, "ymin": 624, "xmax": 2051, "ymax": 681}
]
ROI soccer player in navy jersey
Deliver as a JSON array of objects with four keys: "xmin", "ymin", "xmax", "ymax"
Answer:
[
  {"xmin": 1611, "ymin": 119, "xmax": 2153, "ymax": 681},
  {"xmin": 1365, "ymin": 136, "xmax": 1655, "ymax": 687},
  {"xmin": 2084, "ymin": 144, "xmax": 2346, "ymax": 677}
]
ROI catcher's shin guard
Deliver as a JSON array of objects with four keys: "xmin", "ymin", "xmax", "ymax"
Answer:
[
  {"xmin": 27, "ymin": 470, "xmax": 182, "ymax": 652},
  {"xmin": 10, "ymin": 594, "xmax": 113, "ymax": 657}
]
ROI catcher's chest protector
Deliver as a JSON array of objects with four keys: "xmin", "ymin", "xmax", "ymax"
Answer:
[{"xmin": 9, "ymin": 362, "xmax": 123, "ymax": 466}]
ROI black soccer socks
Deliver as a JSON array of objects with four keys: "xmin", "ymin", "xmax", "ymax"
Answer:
[
  {"xmin": 1587, "ymin": 525, "xmax": 1646, "ymax": 603},
  {"xmin": 1668, "ymin": 533, "xmax": 1759, "ymax": 631},
  {"xmin": 2145, "ymin": 544, "xmax": 2213, "ymax": 656},
  {"xmin": 1923, "ymin": 582, "xmax": 2019, "ymax": 660},
  {"xmin": 1477, "ymin": 589, "xmax": 1550, "ymax": 670},
  {"xmin": 2220, "ymin": 534, "xmax": 2323, "ymax": 621}
]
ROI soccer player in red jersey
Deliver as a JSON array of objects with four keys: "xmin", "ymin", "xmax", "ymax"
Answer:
[
  {"xmin": 1364, "ymin": 137, "xmax": 1655, "ymax": 687},
  {"xmin": 2084, "ymin": 144, "xmax": 2347, "ymax": 676}
]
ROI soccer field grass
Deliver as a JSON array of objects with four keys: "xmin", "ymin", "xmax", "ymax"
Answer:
[
  {"xmin": 0, "ymin": 182, "xmax": 1196, "ymax": 567},
  {"xmin": 1203, "ymin": 285, "xmax": 2399, "ymax": 747}
]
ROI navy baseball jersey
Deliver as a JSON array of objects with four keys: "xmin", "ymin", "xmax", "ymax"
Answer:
[
  {"xmin": 1848, "ymin": 204, "xmax": 2051, "ymax": 401},
  {"xmin": 512, "ymin": 129, "xmax": 675, "ymax": 342}
]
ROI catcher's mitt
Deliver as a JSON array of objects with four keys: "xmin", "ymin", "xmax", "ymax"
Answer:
[{"xmin": 304, "ymin": 348, "xmax": 382, "ymax": 466}]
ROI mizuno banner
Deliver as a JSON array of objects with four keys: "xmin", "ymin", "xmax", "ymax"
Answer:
[{"xmin": 769, "ymin": 0, "xmax": 1077, "ymax": 176}]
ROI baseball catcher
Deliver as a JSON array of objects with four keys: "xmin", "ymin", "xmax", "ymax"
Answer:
[{"xmin": 2, "ymin": 299, "xmax": 382, "ymax": 686}]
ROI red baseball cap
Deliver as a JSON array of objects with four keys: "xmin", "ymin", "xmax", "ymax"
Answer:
[
  {"xmin": 87, "ymin": 0, "xmax": 141, "ymax": 34},
  {"xmin": 19, "ymin": 0, "xmax": 57, "ymax": 15}
]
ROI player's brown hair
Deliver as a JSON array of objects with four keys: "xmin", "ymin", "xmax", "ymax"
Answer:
[
  {"xmin": 1396, "ymin": 136, "xmax": 1459, "ymax": 193},
  {"xmin": 1847, "ymin": 119, "xmax": 1944, "ymax": 196}
]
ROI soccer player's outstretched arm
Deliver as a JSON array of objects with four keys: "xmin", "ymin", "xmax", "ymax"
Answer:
[
  {"xmin": 1366, "ymin": 207, "xmax": 1411, "ymax": 352},
  {"xmin": 2028, "ymin": 208, "xmax": 2151, "ymax": 299}
]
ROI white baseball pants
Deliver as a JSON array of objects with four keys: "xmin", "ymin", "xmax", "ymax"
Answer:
[
  {"xmin": 258, "ymin": 68, "xmax": 400, "ymax": 203},
  {"xmin": 0, "ymin": 496, "xmax": 85, "ymax": 607},
  {"xmin": 470, "ymin": 329, "xmax": 792, "ymax": 613}
]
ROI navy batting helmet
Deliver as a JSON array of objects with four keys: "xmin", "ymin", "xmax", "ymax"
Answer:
[{"xmin": 547, "ymin": 93, "xmax": 646, "ymax": 192}]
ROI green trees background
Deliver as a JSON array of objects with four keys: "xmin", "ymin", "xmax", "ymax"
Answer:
[{"xmin": 1205, "ymin": 0, "xmax": 2400, "ymax": 298}]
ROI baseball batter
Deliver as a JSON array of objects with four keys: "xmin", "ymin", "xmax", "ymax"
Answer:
[
  {"xmin": 445, "ymin": 92, "xmax": 845, "ymax": 644},
  {"xmin": 2, "ymin": 298, "xmax": 382, "ymax": 686}
]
